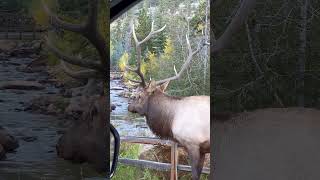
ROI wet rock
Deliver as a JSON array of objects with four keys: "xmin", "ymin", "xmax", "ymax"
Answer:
[
  {"xmin": 27, "ymin": 55, "xmax": 47, "ymax": 68},
  {"xmin": 11, "ymin": 90, "xmax": 25, "ymax": 94},
  {"xmin": 47, "ymin": 104, "xmax": 60, "ymax": 115},
  {"xmin": 9, "ymin": 48, "xmax": 38, "ymax": 57},
  {"xmin": 16, "ymin": 65, "xmax": 41, "ymax": 73},
  {"xmin": 7, "ymin": 62, "xmax": 21, "ymax": 66},
  {"xmin": 25, "ymin": 95, "xmax": 69, "ymax": 114},
  {"xmin": 26, "ymin": 77, "xmax": 36, "ymax": 81},
  {"xmin": 13, "ymin": 108, "xmax": 23, "ymax": 112},
  {"xmin": 0, "ymin": 81, "xmax": 45, "ymax": 90},
  {"xmin": 21, "ymin": 136, "xmax": 37, "ymax": 142},
  {"xmin": 0, "ymin": 126, "xmax": 19, "ymax": 152},
  {"xmin": 56, "ymin": 96, "xmax": 107, "ymax": 172},
  {"xmin": 110, "ymin": 104, "xmax": 116, "ymax": 111}
]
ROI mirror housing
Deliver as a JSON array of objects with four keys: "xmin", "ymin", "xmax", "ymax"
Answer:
[{"xmin": 109, "ymin": 124, "xmax": 120, "ymax": 178}]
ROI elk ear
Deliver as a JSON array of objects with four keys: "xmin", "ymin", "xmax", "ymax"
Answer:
[
  {"xmin": 159, "ymin": 81, "xmax": 170, "ymax": 92},
  {"xmin": 146, "ymin": 80, "xmax": 157, "ymax": 93}
]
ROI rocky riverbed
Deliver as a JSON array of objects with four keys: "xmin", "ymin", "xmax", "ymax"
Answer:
[
  {"xmin": 0, "ymin": 41, "xmax": 104, "ymax": 180},
  {"xmin": 110, "ymin": 78, "xmax": 153, "ymax": 137}
]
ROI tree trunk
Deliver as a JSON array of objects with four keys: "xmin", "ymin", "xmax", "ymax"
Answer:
[{"xmin": 297, "ymin": 0, "xmax": 309, "ymax": 107}]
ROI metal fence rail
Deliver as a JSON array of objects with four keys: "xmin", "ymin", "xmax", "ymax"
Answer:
[{"xmin": 119, "ymin": 136, "xmax": 210, "ymax": 180}]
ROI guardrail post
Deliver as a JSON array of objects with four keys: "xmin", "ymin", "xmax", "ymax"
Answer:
[{"xmin": 170, "ymin": 142, "xmax": 178, "ymax": 180}]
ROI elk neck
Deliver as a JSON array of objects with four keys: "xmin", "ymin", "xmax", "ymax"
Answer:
[{"xmin": 145, "ymin": 92, "xmax": 183, "ymax": 140}]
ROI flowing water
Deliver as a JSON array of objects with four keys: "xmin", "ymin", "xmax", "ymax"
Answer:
[
  {"xmin": 0, "ymin": 56, "xmax": 104, "ymax": 180},
  {"xmin": 110, "ymin": 79, "xmax": 153, "ymax": 137}
]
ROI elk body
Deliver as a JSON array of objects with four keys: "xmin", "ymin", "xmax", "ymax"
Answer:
[
  {"xmin": 128, "ymin": 81, "xmax": 210, "ymax": 180},
  {"xmin": 213, "ymin": 108, "xmax": 320, "ymax": 180},
  {"xmin": 124, "ymin": 20, "xmax": 209, "ymax": 180}
]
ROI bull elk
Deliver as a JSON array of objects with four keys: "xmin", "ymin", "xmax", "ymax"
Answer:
[{"xmin": 126, "ymin": 21, "xmax": 209, "ymax": 180}]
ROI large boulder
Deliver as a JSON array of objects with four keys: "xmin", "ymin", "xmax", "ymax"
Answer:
[
  {"xmin": 56, "ymin": 96, "xmax": 107, "ymax": 172},
  {"xmin": 0, "ymin": 126, "xmax": 19, "ymax": 160}
]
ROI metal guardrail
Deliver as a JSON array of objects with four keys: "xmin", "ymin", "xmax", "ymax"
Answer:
[{"xmin": 119, "ymin": 136, "xmax": 210, "ymax": 180}]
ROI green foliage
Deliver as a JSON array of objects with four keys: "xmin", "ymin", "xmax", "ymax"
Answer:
[{"xmin": 135, "ymin": 8, "xmax": 166, "ymax": 56}]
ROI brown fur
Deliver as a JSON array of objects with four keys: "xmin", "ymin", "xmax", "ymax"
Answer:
[{"xmin": 144, "ymin": 92, "xmax": 182, "ymax": 140}]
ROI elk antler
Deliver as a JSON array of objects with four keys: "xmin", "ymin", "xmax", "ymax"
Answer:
[
  {"xmin": 126, "ymin": 21, "xmax": 166, "ymax": 87},
  {"xmin": 155, "ymin": 34, "xmax": 207, "ymax": 85},
  {"xmin": 212, "ymin": 0, "xmax": 256, "ymax": 56},
  {"xmin": 42, "ymin": 0, "xmax": 107, "ymax": 79}
]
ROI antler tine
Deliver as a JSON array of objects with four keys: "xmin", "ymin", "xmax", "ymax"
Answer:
[
  {"xmin": 132, "ymin": 23, "xmax": 139, "ymax": 45},
  {"xmin": 155, "ymin": 33, "xmax": 208, "ymax": 86},
  {"xmin": 140, "ymin": 22, "xmax": 166, "ymax": 45},
  {"xmin": 186, "ymin": 34, "xmax": 192, "ymax": 55}
]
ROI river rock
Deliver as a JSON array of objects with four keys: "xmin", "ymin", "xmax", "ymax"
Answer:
[
  {"xmin": 56, "ymin": 96, "xmax": 107, "ymax": 172},
  {"xmin": 0, "ymin": 126, "xmax": 19, "ymax": 152},
  {"xmin": 9, "ymin": 47, "xmax": 38, "ymax": 57},
  {"xmin": 47, "ymin": 104, "xmax": 59, "ymax": 115},
  {"xmin": 110, "ymin": 104, "xmax": 116, "ymax": 111},
  {"xmin": 21, "ymin": 136, "xmax": 37, "ymax": 142},
  {"xmin": 25, "ymin": 95, "xmax": 69, "ymax": 115},
  {"xmin": 0, "ymin": 40, "xmax": 17, "ymax": 52},
  {"xmin": 0, "ymin": 81, "xmax": 45, "ymax": 90}
]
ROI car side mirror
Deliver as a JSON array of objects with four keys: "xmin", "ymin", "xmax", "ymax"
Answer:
[{"xmin": 110, "ymin": 124, "xmax": 120, "ymax": 178}]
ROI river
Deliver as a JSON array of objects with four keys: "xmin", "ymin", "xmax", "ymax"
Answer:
[
  {"xmin": 0, "ymin": 56, "xmax": 103, "ymax": 179},
  {"xmin": 110, "ymin": 79, "xmax": 153, "ymax": 138}
]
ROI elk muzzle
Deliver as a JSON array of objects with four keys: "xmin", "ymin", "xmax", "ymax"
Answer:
[{"xmin": 127, "ymin": 103, "xmax": 136, "ymax": 113}]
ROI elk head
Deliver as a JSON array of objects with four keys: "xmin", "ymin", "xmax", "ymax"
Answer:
[{"xmin": 128, "ymin": 80, "xmax": 170, "ymax": 116}]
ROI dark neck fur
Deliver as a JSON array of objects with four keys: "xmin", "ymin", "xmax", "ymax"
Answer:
[{"xmin": 145, "ymin": 93, "xmax": 181, "ymax": 140}]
